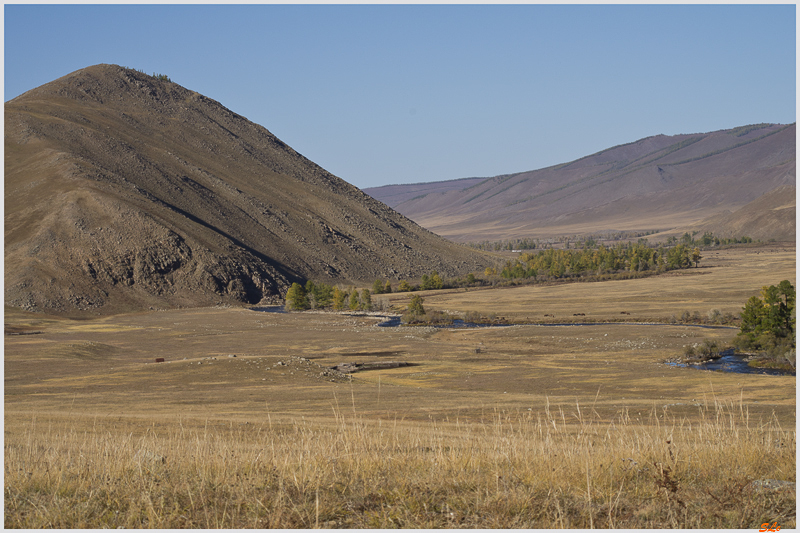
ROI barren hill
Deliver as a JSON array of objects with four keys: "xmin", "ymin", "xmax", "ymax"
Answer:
[
  {"xmin": 365, "ymin": 124, "xmax": 796, "ymax": 242},
  {"xmin": 679, "ymin": 184, "xmax": 796, "ymax": 242},
  {"xmin": 5, "ymin": 64, "xmax": 492, "ymax": 315}
]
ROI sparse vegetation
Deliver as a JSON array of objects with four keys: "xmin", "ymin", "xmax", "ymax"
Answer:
[
  {"xmin": 681, "ymin": 339, "xmax": 728, "ymax": 363},
  {"xmin": 728, "ymin": 123, "xmax": 773, "ymax": 137}
]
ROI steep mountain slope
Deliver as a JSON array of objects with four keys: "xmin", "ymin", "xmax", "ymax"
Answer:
[
  {"xmin": 5, "ymin": 64, "xmax": 492, "ymax": 315},
  {"xmin": 366, "ymin": 124, "xmax": 795, "ymax": 242}
]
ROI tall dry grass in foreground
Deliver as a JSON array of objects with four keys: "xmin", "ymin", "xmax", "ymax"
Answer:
[{"xmin": 5, "ymin": 401, "xmax": 795, "ymax": 528}]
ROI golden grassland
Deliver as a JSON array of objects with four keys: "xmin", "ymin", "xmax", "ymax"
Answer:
[
  {"xmin": 5, "ymin": 402, "xmax": 794, "ymax": 528},
  {"xmin": 4, "ymin": 243, "xmax": 796, "ymax": 528}
]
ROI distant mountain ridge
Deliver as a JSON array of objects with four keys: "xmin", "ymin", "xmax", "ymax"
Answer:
[
  {"xmin": 365, "ymin": 124, "xmax": 795, "ymax": 242},
  {"xmin": 5, "ymin": 64, "xmax": 492, "ymax": 315},
  {"xmin": 368, "ymin": 177, "xmax": 486, "ymax": 207}
]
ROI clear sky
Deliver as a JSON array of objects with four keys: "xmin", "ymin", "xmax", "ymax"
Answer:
[{"xmin": 4, "ymin": 4, "xmax": 796, "ymax": 189}]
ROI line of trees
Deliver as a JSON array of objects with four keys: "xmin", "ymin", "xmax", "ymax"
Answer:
[
  {"xmin": 286, "ymin": 240, "xmax": 708, "ymax": 311},
  {"xmin": 497, "ymin": 241, "xmax": 701, "ymax": 281},
  {"xmin": 668, "ymin": 231, "xmax": 753, "ymax": 247},
  {"xmin": 467, "ymin": 231, "xmax": 753, "ymax": 252},
  {"xmin": 371, "ymin": 271, "xmax": 444, "ymax": 294},
  {"xmin": 284, "ymin": 272, "xmax": 448, "ymax": 312},
  {"xmin": 466, "ymin": 231, "xmax": 662, "ymax": 251},
  {"xmin": 284, "ymin": 281, "xmax": 374, "ymax": 311},
  {"xmin": 284, "ymin": 237, "xmax": 723, "ymax": 312}
]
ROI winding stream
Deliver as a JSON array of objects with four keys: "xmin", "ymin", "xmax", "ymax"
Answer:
[{"xmin": 253, "ymin": 307, "xmax": 793, "ymax": 376}]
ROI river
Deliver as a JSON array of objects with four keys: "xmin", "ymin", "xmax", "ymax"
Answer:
[{"xmin": 253, "ymin": 307, "xmax": 793, "ymax": 376}]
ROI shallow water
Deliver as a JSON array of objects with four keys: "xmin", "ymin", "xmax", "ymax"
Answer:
[
  {"xmin": 683, "ymin": 354, "xmax": 795, "ymax": 376},
  {"xmin": 376, "ymin": 317, "xmax": 512, "ymax": 328},
  {"xmin": 534, "ymin": 322, "xmax": 738, "ymax": 330},
  {"xmin": 251, "ymin": 305, "xmax": 286, "ymax": 313}
]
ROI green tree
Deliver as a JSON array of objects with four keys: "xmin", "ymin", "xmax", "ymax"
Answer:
[
  {"xmin": 304, "ymin": 280, "xmax": 317, "ymax": 308},
  {"xmin": 777, "ymin": 279, "xmax": 796, "ymax": 334},
  {"xmin": 398, "ymin": 280, "xmax": 412, "ymax": 292},
  {"xmin": 737, "ymin": 280, "xmax": 796, "ymax": 351},
  {"xmin": 383, "ymin": 280, "xmax": 393, "ymax": 294},
  {"xmin": 739, "ymin": 295, "xmax": 765, "ymax": 342},
  {"xmin": 361, "ymin": 289, "xmax": 372, "ymax": 311},
  {"xmin": 420, "ymin": 274, "xmax": 430, "ymax": 290},
  {"xmin": 302, "ymin": 280, "xmax": 334, "ymax": 308},
  {"xmin": 372, "ymin": 279, "xmax": 385, "ymax": 295},
  {"xmin": 284, "ymin": 282, "xmax": 308, "ymax": 310},
  {"xmin": 349, "ymin": 290, "xmax": 360, "ymax": 311},
  {"xmin": 691, "ymin": 247, "xmax": 702, "ymax": 268},
  {"xmin": 666, "ymin": 244, "xmax": 690, "ymax": 269},
  {"xmin": 313, "ymin": 283, "xmax": 333, "ymax": 308},
  {"xmin": 407, "ymin": 295, "xmax": 425, "ymax": 317}
]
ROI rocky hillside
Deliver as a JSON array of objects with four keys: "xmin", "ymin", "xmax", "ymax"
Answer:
[
  {"xmin": 5, "ymin": 64, "xmax": 493, "ymax": 315},
  {"xmin": 365, "ymin": 124, "xmax": 796, "ymax": 242}
]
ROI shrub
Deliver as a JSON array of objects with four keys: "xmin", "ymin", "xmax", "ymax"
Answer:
[{"xmin": 402, "ymin": 295, "xmax": 426, "ymax": 324}]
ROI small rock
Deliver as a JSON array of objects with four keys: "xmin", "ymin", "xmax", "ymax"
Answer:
[{"xmin": 749, "ymin": 479, "xmax": 796, "ymax": 492}]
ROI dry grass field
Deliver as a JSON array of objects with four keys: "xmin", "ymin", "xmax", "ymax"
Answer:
[{"xmin": 4, "ymin": 244, "xmax": 795, "ymax": 528}]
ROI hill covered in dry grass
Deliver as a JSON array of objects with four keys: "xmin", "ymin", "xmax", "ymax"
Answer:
[
  {"xmin": 4, "ymin": 64, "xmax": 493, "ymax": 315},
  {"xmin": 366, "ymin": 124, "xmax": 796, "ymax": 242}
]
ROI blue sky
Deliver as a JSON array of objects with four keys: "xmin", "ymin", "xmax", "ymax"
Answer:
[{"xmin": 4, "ymin": 4, "xmax": 796, "ymax": 189}]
